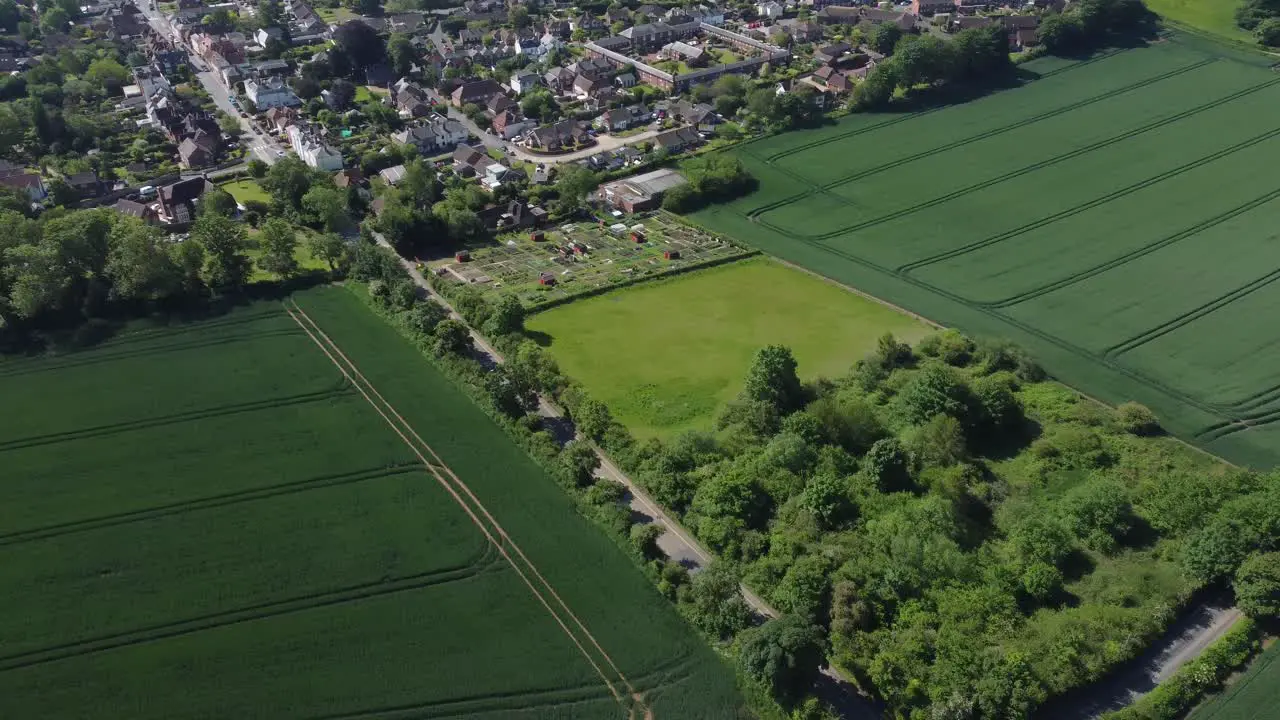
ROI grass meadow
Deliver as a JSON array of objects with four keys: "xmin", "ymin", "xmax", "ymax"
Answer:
[
  {"xmin": 0, "ymin": 289, "xmax": 743, "ymax": 718},
  {"xmin": 693, "ymin": 36, "xmax": 1280, "ymax": 468},
  {"xmin": 525, "ymin": 258, "xmax": 931, "ymax": 438},
  {"xmin": 1145, "ymin": 0, "xmax": 1254, "ymax": 44}
]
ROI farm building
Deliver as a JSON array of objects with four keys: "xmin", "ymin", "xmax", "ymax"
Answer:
[{"xmin": 599, "ymin": 168, "xmax": 688, "ymax": 213}]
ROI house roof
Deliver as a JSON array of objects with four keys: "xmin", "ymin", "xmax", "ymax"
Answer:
[
  {"xmin": 114, "ymin": 198, "xmax": 153, "ymax": 217},
  {"xmin": 654, "ymin": 126, "xmax": 700, "ymax": 148},
  {"xmin": 380, "ymin": 164, "xmax": 407, "ymax": 184},
  {"xmin": 334, "ymin": 168, "xmax": 364, "ymax": 187},
  {"xmin": 0, "ymin": 173, "xmax": 42, "ymax": 190}
]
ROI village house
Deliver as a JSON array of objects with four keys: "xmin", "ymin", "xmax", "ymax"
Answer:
[
  {"xmin": 287, "ymin": 124, "xmax": 344, "ymax": 171},
  {"xmin": 491, "ymin": 109, "xmax": 535, "ymax": 140},
  {"xmin": 114, "ymin": 198, "xmax": 160, "ymax": 224},
  {"xmin": 595, "ymin": 104, "xmax": 652, "ymax": 133},
  {"xmin": 392, "ymin": 115, "xmax": 469, "ymax": 155},
  {"xmin": 653, "ymin": 126, "xmax": 701, "ymax": 154},
  {"xmin": 667, "ymin": 100, "xmax": 718, "ymax": 132},
  {"xmin": 0, "ymin": 171, "xmax": 47, "ymax": 202},
  {"xmin": 264, "ymin": 106, "xmax": 298, "ymax": 133},
  {"xmin": 756, "ymin": 1, "xmax": 784, "ymax": 19},
  {"xmin": 815, "ymin": 42, "xmax": 851, "ymax": 65},
  {"xmin": 486, "ymin": 93, "xmax": 517, "ymax": 116},
  {"xmin": 510, "ymin": 70, "xmax": 541, "ymax": 96},
  {"xmin": 244, "ymin": 76, "xmax": 300, "ymax": 109},
  {"xmin": 451, "ymin": 79, "xmax": 504, "ymax": 107},
  {"xmin": 544, "ymin": 66, "xmax": 575, "ymax": 94},
  {"xmin": 156, "ymin": 176, "xmax": 216, "ymax": 226},
  {"xmin": 911, "ymin": 0, "xmax": 957, "ymax": 13},
  {"xmin": 333, "ymin": 168, "xmax": 366, "ymax": 191},
  {"xmin": 452, "ymin": 145, "xmax": 502, "ymax": 177},
  {"xmin": 521, "ymin": 119, "xmax": 591, "ymax": 152}
]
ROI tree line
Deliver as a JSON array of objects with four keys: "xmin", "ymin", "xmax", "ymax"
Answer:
[{"xmin": 853, "ymin": 0, "xmax": 1155, "ymax": 112}]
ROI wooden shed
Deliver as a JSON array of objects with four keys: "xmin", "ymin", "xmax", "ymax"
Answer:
[
  {"xmin": 529, "ymin": 231, "xmax": 546, "ymax": 242},
  {"xmin": 664, "ymin": 249, "xmax": 680, "ymax": 260},
  {"xmin": 539, "ymin": 272, "xmax": 557, "ymax": 286},
  {"xmin": 455, "ymin": 250, "xmax": 471, "ymax": 262}
]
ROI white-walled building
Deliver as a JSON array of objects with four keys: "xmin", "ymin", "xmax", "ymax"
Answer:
[
  {"xmin": 287, "ymin": 124, "xmax": 344, "ymax": 170},
  {"xmin": 244, "ymin": 76, "xmax": 300, "ymax": 109}
]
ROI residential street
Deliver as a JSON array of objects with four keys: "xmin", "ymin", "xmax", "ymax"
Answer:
[
  {"xmin": 421, "ymin": 87, "xmax": 667, "ymax": 165},
  {"xmin": 137, "ymin": 3, "xmax": 285, "ymax": 165}
]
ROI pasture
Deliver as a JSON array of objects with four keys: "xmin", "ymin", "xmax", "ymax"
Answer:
[
  {"xmin": 525, "ymin": 257, "xmax": 932, "ymax": 438},
  {"xmin": 0, "ymin": 289, "xmax": 743, "ymax": 718},
  {"xmin": 693, "ymin": 36, "xmax": 1280, "ymax": 468}
]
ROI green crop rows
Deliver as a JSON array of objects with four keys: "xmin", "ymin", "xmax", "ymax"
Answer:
[
  {"xmin": 1191, "ymin": 643, "xmax": 1280, "ymax": 720},
  {"xmin": 693, "ymin": 36, "xmax": 1280, "ymax": 469},
  {"xmin": 0, "ymin": 292, "xmax": 743, "ymax": 718}
]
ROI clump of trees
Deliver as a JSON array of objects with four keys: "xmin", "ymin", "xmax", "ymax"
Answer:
[
  {"xmin": 1236, "ymin": 0, "xmax": 1280, "ymax": 45},
  {"xmin": 1037, "ymin": 0, "xmax": 1154, "ymax": 54},
  {"xmin": 661, "ymin": 155, "xmax": 757, "ymax": 213},
  {"xmin": 852, "ymin": 25, "xmax": 1013, "ymax": 111}
]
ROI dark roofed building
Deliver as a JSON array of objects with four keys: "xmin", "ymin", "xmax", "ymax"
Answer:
[{"xmin": 114, "ymin": 198, "xmax": 160, "ymax": 224}]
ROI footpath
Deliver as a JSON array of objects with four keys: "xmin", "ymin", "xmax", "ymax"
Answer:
[{"xmin": 370, "ymin": 232, "xmax": 778, "ymax": 617}]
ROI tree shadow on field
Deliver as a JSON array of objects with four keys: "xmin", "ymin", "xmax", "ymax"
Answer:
[
  {"xmin": 0, "ymin": 274, "xmax": 332, "ymax": 358},
  {"xmin": 525, "ymin": 329, "xmax": 554, "ymax": 348}
]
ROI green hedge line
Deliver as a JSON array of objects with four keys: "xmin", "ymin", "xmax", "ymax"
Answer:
[{"xmin": 1103, "ymin": 617, "xmax": 1261, "ymax": 720}]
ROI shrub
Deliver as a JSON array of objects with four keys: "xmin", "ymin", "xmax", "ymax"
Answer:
[
  {"xmin": 1234, "ymin": 551, "xmax": 1280, "ymax": 618},
  {"xmin": 1115, "ymin": 402, "xmax": 1160, "ymax": 436}
]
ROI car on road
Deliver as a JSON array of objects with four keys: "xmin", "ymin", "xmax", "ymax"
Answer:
[{"xmin": 275, "ymin": 149, "xmax": 285, "ymax": 157}]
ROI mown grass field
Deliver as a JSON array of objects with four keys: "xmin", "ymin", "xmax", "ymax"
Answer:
[
  {"xmin": 1190, "ymin": 641, "xmax": 1280, "ymax": 720},
  {"xmin": 693, "ymin": 36, "xmax": 1280, "ymax": 469},
  {"xmin": 0, "ymin": 289, "xmax": 744, "ymax": 718},
  {"xmin": 525, "ymin": 257, "xmax": 931, "ymax": 438}
]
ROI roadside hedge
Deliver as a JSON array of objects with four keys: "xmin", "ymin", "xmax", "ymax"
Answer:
[{"xmin": 1103, "ymin": 617, "xmax": 1261, "ymax": 720}]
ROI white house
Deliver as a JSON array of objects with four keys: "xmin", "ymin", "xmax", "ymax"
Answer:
[
  {"xmin": 244, "ymin": 77, "xmax": 300, "ymax": 109},
  {"xmin": 254, "ymin": 27, "xmax": 284, "ymax": 47},
  {"xmin": 287, "ymin": 124, "xmax": 344, "ymax": 171},
  {"xmin": 757, "ymin": 1, "xmax": 784, "ymax": 18},
  {"xmin": 391, "ymin": 114, "xmax": 469, "ymax": 154},
  {"xmin": 510, "ymin": 70, "xmax": 541, "ymax": 96}
]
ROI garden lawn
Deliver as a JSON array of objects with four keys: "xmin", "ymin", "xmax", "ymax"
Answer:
[
  {"xmin": 525, "ymin": 257, "xmax": 931, "ymax": 438},
  {"xmin": 693, "ymin": 35, "xmax": 1280, "ymax": 469},
  {"xmin": 0, "ymin": 292, "xmax": 744, "ymax": 719},
  {"xmin": 220, "ymin": 179, "xmax": 269, "ymax": 205}
]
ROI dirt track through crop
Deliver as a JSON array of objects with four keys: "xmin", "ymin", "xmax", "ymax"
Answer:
[{"xmin": 282, "ymin": 300, "xmax": 646, "ymax": 715}]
